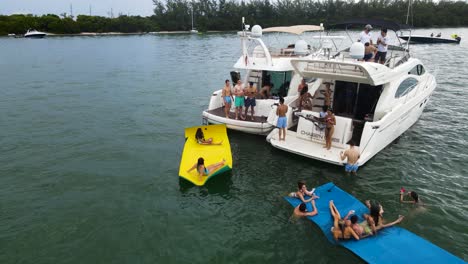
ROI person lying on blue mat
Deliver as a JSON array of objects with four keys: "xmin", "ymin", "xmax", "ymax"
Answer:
[
  {"xmin": 329, "ymin": 200, "xmax": 360, "ymax": 241},
  {"xmin": 364, "ymin": 200, "xmax": 405, "ymax": 234},
  {"xmin": 293, "ymin": 200, "xmax": 318, "ymax": 218},
  {"xmin": 289, "ymin": 180, "xmax": 319, "ymax": 203}
]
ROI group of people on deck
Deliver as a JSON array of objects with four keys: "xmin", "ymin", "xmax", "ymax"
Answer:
[
  {"xmin": 221, "ymin": 79, "xmax": 258, "ymax": 121},
  {"xmin": 359, "ymin": 24, "xmax": 389, "ymax": 64},
  {"xmin": 291, "ymin": 180, "xmax": 421, "ymax": 241}
]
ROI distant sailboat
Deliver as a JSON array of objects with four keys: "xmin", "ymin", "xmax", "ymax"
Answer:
[{"xmin": 190, "ymin": 8, "xmax": 198, "ymax": 34}]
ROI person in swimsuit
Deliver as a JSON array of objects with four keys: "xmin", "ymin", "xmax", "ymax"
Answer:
[
  {"xmin": 221, "ymin": 79, "xmax": 234, "ymax": 119},
  {"xmin": 350, "ymin": 215, "xmax": 373, "ymax": 238},
  {"xmin": 234, "ymin": 80, "xmax": 246, "ymax": 120},
  {"xmin": 195, "ymin": 128, "xmax": 222, "ymax": 145},
  {"xmin": 187, "ymin": 157, "xmax": 226, "ymax": 181},
  {"xmin": 321, "ymin": 83, "xmax": 332, "ymax": 108},
  {"xmin": 259, "ymin": 83, "xmax": 272, "ymax": 99},
  {"xmin": 293, "ymin": 200, "xmax": 318, "ymax": 218},
  {"xmin": 244, "ymin": 82, "xmax": 257, "ymax": 121},
  {"xmin": 298, "ymin": 85, "xmax": 314, "ymax": 111},
  {"xmin": 291, "ymin": 180, "xmax": 319, "ymax": 203},
  {"xmin": 324, "ymin": 109, "xmax": 336, "ymax": 150},
  {"xmin": 400, "ymin": 188, "xmax": 421, "ymax": 205},
  {"xmin": 297, "ymin": 78, "xmax": 308, "ymax": 94},
  {"xmin": 363, "ymin": 42, "xmax": 377, "ymax": 62},
  {"xmin": 364, "ymin": 200, "xmax": 404, "ymax": 234},
  {"xmin": 340, "ymin": 141, "xmax": 360, "ymax": 175},
  {"xmin": 329, "ymin": 200, "xmax": 360, "ymax": 241},
  {"xmin": 276, "ymin": 97, "xmax": 288, "ymax": 141}
]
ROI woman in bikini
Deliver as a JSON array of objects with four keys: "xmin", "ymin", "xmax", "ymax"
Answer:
[
  {"xmin": 187, "ymin": 157, "xmax": 226, "ymax": 181},
  {"xmin": 350, "ymin": 215, "xmax": 373, "ymax": 238},
  {"xmin": 364, "ymin": 200, "xmax": 404, "ymax": 234},
  {"xmin": 324, "ymin": 109, "xmax": 336, "ymax": 150},
  {"xmin": 329, "ymin": 200, "xmax": 360, "ymax": 241},
  {"xmin": 195, "ymin": 128, "xmax": 222, "ymax": 145}
]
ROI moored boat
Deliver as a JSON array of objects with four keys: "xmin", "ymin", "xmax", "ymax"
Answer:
[
  {"xmin": 24, "ymin": 29, "xmax": 47, "ymax": 38},
  {"xmin": 399, "ymin": 34, "xmax": 461, "ymax": 44},
  {"xmin": 202, "ymin": 21, "xmax": 325, "ymax": 135},
  {"xmin": 266, "ymin": 19, "xmax": 437, "ymax": 166}
]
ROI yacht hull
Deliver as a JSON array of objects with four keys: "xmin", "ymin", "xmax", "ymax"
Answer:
[{"xmin": 267, "ymin": 74, "xmax": 437, "ymax": 166}]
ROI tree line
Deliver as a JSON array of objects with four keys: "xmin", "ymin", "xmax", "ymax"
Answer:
[
  {"xmin": 154, "ymin": 0, "xmax": 468, "ymax": 31},
  {"xmin": 1, "ymin": 0, "xmax": 467, "ymax": 35},
  {"xmin": 0, "ymin": 14, "xmax": 158, "ymax": 35}
]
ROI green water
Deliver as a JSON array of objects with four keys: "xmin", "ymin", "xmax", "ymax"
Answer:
[{"xmin": 0, "ymin": 29, "xmax": 467, "ymax": 263}]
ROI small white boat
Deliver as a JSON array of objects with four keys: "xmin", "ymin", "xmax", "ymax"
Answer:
[
  {"xmin": 24, "ymin": 29, "xmax": 47, "ymax": 38},
  {"xmin": 266, "ymin": 19, "xmax": 436, "ymax": 166},
  {"xmin": 202, "ymin": 21, "xmax": 325, "ymax": 135}
]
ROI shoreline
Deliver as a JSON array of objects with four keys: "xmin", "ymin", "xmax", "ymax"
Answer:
[{"xmin": 4, "ymin": 30, "xmax": 234, "ymax": 37}]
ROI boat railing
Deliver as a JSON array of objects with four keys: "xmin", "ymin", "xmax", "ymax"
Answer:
[
  {"xmin": 267, "ymin": 47, "xmax": 313, "ymax": 57},
  {"xmin": 304, "ymin": 60, "xmax": 367, "ymax": 78}
]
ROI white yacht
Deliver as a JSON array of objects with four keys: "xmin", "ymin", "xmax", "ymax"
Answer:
[
  {"xmin": 202, "ymin": 21, "xmax": 324, "ymax": 135},
  {"xmin": 266, "ymin": 19, "xmax": 436, "ymax": 166},
  {"xmin": 24, "ymin": 29, "xmax": 47, "ymax": 38}
]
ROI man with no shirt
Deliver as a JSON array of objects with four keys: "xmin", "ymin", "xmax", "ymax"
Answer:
[
  {"xmin": 276, "ymin": 97, "xmax": 288, "ymax": 141},
  {"xmin": 340, "ymin": 141, "xmax": 360, "ymax": 174},
  {"xmin": 221, "ymin": 79, "xmax": 233, "ymax": 118}
]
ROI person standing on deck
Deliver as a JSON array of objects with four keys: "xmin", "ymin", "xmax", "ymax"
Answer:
[
  {"xmin": 375, "ymin": 28, "xmax": 389, "ymax": 64},
  {"xmin": 340, "ymin": 141, "xmax": 360, "ymax": 175},
  {"xmin": 322, "ymin": 83, "xmax": 333, "ymax": 108},
  {"xmin": 221, "ymin": 79, "xmax": 233, "ymax": 119},
  {"xmin": 324, "ymin": 109, "xmax": 336, "ymax": 150},
  {"xmin": 244, "ymin": 82, "xmax": 257, "ymax": 121},
  {"xmin": 276, "ymin": 97, "xmax": 288, "ymax": 141},
  {"xmin": 234, "ymin": 80, "xmax": 246, "ymax": 120},
  {"xmin": 358, "ymin": 24, "xmax": 373, "ymax": 45}
]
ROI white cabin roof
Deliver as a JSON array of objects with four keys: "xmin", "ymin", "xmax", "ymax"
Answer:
[{"xmin": 263, "ymin": 25, "xmax": 324, "ymax": 35}]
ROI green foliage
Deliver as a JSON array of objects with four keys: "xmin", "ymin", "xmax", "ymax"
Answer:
[
  {"xmin": 0, "ymin": 0, "xmax": 467, "ymax": 35},
  {"xmin": 152, "ymin": 0, "xmax": 468, "ymax": 31},
  {"xmin": 0, "ymin": 14, "xmax": 159, "ymax": 35}
]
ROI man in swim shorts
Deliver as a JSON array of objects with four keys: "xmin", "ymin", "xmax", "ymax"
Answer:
[
  {"xmin": 340, "ymin": 141, "xmax": 360, "ymax": 175},
  {"xmin": 363, "ymin": 42, "xmax": 377, "ymax": 62},
  {"xmin": 222, "ymin": 79, "xmax": 233, "ymax": 118},
  {"xmin": 276, "ymin": 97, "xmax": 288, "ymax": 141},
  {"xmin": 244, "ymin": 82, "xmax": 257, "ymax": 121},
  {"xmin": 234, "ymin": 80, "xmax": 245, "ymax": 120}
]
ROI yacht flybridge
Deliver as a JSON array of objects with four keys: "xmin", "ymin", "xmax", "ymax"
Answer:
[
  {"xmin": 202, "ymin": 21, "xmax": 324, "ymax": 135},
  {"xmin": 266, "ymin": 19, "xmax": 436, "ymax": 166}
]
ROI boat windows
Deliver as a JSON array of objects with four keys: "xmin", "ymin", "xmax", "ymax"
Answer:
[
  {"xmin": 395, "ymin": 77, "xmax": 418, "ymax": 98},
  {"xmin": 408, "ymin": 64, "xmax": 425, "ymax": 76},
  {"xmin": 262, "ymin": 71, "xmax": 292, "ymax": 97},
  {"xmin": 333, "ymin": 81, "xmax": 383, "ymax": 121}
]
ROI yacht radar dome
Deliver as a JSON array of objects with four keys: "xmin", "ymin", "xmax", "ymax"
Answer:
[
  {"xmin": 251, "ymin": 25, "xmax": 262, "ymax": 38},
  {"xmin": 294, "ymin": 40, "xmax": 309, "ymax": 55},
  {"xmin": 349, "ymin": 42, "xmax": 365, "ymax": 59}
]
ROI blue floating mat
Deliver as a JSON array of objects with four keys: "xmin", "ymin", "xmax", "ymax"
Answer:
[{"xmin": 284, "ymin": 182, "xmax": 466, "ymax": 264}]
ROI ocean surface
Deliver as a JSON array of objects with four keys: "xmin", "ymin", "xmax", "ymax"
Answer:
[{"xmin": 0, "ymin": 28, "xmax": 467, "ymax": 263}]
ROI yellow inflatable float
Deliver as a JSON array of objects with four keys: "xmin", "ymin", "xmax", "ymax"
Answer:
[{"xmin": 179, "ymin": 124, "xmax": 232, "ymax": 186}]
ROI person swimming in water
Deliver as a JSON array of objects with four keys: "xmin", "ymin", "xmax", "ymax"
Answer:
[
  {"xmin": 187, "ymin": 157, "xmax": 226, "ymax": 181},
  {"xmin": 293, "ymin": 200, "xmax": 318, "ymax": 218},
  {"xmin": 195, "ymin": 128, "xmax": 222, "ymax": 145},
  {"xmin": 400, "ymin": 188, "xmax": 421, "ymax": 204},
  {"xmin": 329, "ymin": 200, "xmax": 360, "ymax": 241}
]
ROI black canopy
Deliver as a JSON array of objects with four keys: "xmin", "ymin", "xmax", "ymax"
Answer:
[{"xmin": 331, "ymin": 18, "xmax": 410, "ymax": 31}]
